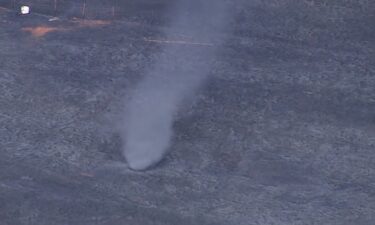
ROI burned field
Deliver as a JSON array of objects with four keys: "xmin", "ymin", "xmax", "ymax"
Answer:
[{"xmin": 0, "ymin": 1, "xmax": 375, "ymax": 224}]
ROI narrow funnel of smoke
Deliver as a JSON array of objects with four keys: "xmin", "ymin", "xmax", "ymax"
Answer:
[
  {"xmin": 123, "ymin": 55, "xmax": 206, "ymax": 170},
  {"xmin": 122, "ymin": 0, "xmax": 231, "ymax": 170},
  {"xmin": 123, "ymin": 88, "xmax": 177, "ymax": 170}
]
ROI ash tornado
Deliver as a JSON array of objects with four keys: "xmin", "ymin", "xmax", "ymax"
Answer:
[{"xmin": 122, "ymin": 0, "xmax": 232, "ymax": 170}]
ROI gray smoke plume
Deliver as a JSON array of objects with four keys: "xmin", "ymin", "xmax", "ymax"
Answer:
[{"xmin": 122, "ymin": 0, "xmax": 232, "ymax": 170}]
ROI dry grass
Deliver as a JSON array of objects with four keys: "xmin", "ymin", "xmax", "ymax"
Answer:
[
  {"xmin": 21, "ymin": 26, "xmax": 68, "ymax": 37},
  {"xmin": 21, "ymin": 19, "xmax": 111, "ymax": 38}
]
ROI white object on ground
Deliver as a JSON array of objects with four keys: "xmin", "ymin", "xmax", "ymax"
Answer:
[{"xmin": 20, "ymin": 6, "xmax": 30, "ymax": 15}]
